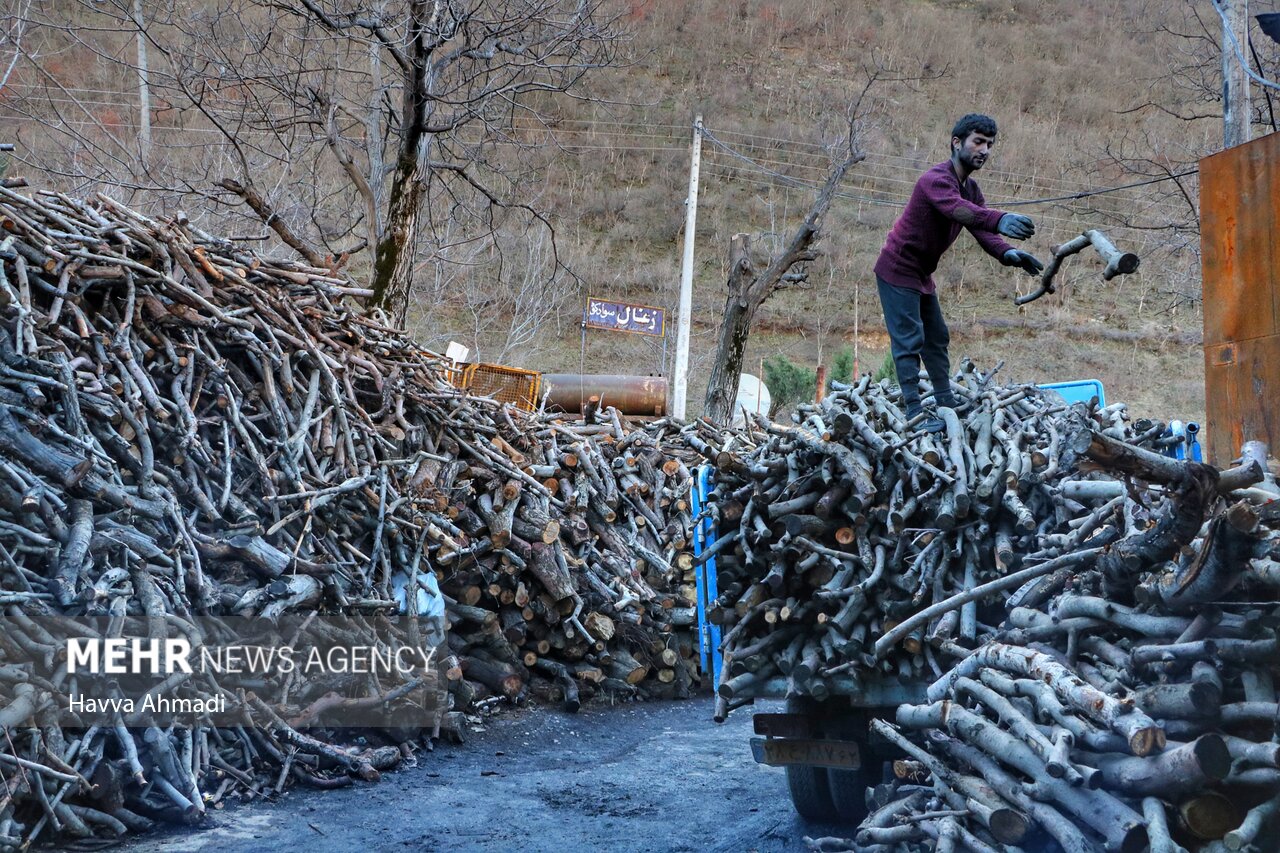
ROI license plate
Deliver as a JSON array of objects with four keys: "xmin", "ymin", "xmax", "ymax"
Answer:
[{"xmin": 750, "ymin": 737, "xmax": 861, "ymax": 770}]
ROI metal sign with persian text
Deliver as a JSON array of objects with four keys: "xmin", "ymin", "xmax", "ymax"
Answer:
[{"xmin": 584, "ymin": 297, "xmax": 665, "ymax": 337}]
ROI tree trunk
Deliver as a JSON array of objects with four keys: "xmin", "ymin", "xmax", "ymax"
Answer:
[
  {"xmin": 369, "ymin": 0, "xmax": 433, "ymax": 324},
  {"xmin": 700, "ymin": 149, "xmax": 862, "ymax": 425},
  {"xmin": 703, "ymin": 234, "xmax": 756, "ymax": 424},
  {"xmin": 370, "ymin": 147, "xmax": 427, "ymax": 324}
]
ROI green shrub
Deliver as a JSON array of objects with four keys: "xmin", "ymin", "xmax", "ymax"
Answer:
[
  {"xmin": 763, "ymin": 354, "xmax": 816, "ymax": 416},
  {"xmin": 827, "ymin": 345, "xmax": 855, "ymax": 389}
]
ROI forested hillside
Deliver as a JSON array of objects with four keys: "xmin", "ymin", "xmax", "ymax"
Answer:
[{"xmin": 4, "ymin": 0, "xmax": 1277, "ymax": 423}]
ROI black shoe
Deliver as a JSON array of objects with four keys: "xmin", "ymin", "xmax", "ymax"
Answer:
[
  {"xmin": 934, "ymin": 393, "xmax": 969, "ymax": 413},
  {"xmin": 906, "ymin": 405, "xmax": 946, "ymax": 434}
]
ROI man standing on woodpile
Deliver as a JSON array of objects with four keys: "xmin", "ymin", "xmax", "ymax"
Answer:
[{"xmin": 873, "ymin": 113, "xmax": 1043, "ymax": 433}]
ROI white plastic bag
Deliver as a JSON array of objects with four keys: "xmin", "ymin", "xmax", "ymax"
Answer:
[{"xmin": 393, "ymin": 570, "xmax": 447, "ymax": 648}]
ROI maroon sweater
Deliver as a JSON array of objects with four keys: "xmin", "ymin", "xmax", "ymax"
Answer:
[{"xmin": 874, "ymin": 160, "xmax": 1014, "ymax": 295}]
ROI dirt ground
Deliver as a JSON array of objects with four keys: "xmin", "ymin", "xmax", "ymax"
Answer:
[{"xmin": 107, "ymin": 696, "xmax": 847, "ymax": 853}]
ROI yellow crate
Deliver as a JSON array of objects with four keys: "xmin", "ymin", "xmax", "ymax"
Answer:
[
  {"xmin": 438, "ymin": 362, "xmax": 466, "ymax": 388},
  {"xmin": 457, "ymin": 363, "xmax": 541, "ymax": 412}
]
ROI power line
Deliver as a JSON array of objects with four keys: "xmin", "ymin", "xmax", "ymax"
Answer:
[
  {"xmin": 700, "ymin": 141, "xmax": 1183, "ymax": 244},
  {"xmin": 706, "ymin": 131, "xmax": 1180, "ymax": 209},
  {"xmin": 4, "ymin": 97, "xmax": 691, "ymax": 144},
  {"xmin": 0, "ymin": 85, "xmax": 697, "ymax": 137},
  {"xmin": 0, "ymin": 88, "xmax": 1200, "ymax": 213},
  {"xmin": 705, "ymin": 125, "xmax": 1105, "ymax": 191},
  {"xmin": 0, "ymin": 113, "xmax": 692, "ymax": 156},
  {"xmin": 0, "ymin": 78, "xmax": 1202, "ymax": 205},
  {"xmin": 699, "ymin": 124, "xmax": 1195, "ymax": 231},
  {"xmin": 700, "ymin": 125, "xmax": 904, "ymax": 209},
  {"xmin": 998, "ymin": 169, "xmax": 1200, "ymax": 207},
  {"xmin": 0, "ymin": 87, "xmax": 1165, "ymax": 194},
  {"xmin": 703, "ymin": 125, "xmax": 1197, "ymax": 218},
  {"xmin": 0, "ymin": 105, "xmax": 1195, "ymax": 245},
  {"xmin": 699, "ymin": 161, "xmax": 1166, "ymax": 244},
  {"xmin": 703, "ymin": 145, "xmax": 1157, "ymax": 222}
]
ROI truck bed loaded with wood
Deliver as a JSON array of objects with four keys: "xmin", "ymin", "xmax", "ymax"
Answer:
[{"xmin": 688, "ymin": 365, "xmax": 1280, "ymax": 851}]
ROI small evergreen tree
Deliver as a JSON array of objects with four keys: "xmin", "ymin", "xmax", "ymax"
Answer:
[
  {"xmin": 827, "ymin": 345, "xmax": 855, "ymax": 390},
  {"xmin": 763, "ymin": 354, "xmax": 817, "ymax": 417}
]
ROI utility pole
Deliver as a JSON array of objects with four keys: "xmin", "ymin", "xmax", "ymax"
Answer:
[
  {"xmin": 672, "ymin": 115, "xmax": 702, "ymax": 421},
  {"xmin": 133, "ymin": 0, "xmax": 152, "ymax": 166},
  {"xmin": 1222, "ymin": 0, "xmax": 1251, "ymax": 148}
]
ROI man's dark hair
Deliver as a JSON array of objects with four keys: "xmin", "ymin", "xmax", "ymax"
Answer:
[{"xmin": 951, "ymin": 114, "xmax": 997, "ymax": 147}]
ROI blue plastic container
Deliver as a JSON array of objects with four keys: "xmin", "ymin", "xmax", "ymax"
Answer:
[{"xmin": 1038, "ymin": 379, "xmax": 1106, "ymax": 408}]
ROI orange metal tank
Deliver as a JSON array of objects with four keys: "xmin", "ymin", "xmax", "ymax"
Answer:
[
  {"xmin": 1199, "ymin": 130, "xmax": 1280, "ymax": 465},
  {"xmin": 541, "ymin": 374, "xmax": 667, "ymax": 417}
]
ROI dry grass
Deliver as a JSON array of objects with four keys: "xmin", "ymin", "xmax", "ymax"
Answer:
[
  {"xmin": 5, "ymin": 0, "xmax": 1229, "ymax": 427},
  {"xmin": 525, "ymin": 0, "xmax": 1214, "ymax": 425}
]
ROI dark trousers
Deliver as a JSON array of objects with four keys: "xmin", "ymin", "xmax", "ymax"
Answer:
[{"xmin": 875, "ymin": 275, "xmax": 953, "ymax": 413}]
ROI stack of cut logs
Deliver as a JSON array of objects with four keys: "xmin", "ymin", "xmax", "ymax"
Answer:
[
  {"xmin": 437, "ymin": 407, "xmax": 713, "ymax": 711},
  {"xmin": 0, "ymin": 186, "xmax": 712, "ymax": 845},
  {"xmin": 707, "ymin": 368, "xmax": 1280, "ymax": 852},
  {"xmin": 841, "ymin": 435, "xmax": 1280, "ymax": 853},
  {"xmin": 700, "ymin": 365, "xmax": 1178, "ymax": 713},
  {"xmin": 839, "ymin": 438, "xmax": 1280, "ymax": 850}
]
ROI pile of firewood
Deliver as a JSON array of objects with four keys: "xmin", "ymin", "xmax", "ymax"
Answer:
[
  {"xmin": 0, "ymin": 186, "xmax": 712, "ymax": 845},
  {"xmin": 840, "ymin": 435, "xmax": 1280, "ymax": 853},
  {"xmin": 436, "ymin": 409, "xmax": 713, "ymax": 712},
  {"xmin": 713, "ymin": 372, "xmax": 1280, "ymax": 852},
  {"xmin": 697, "ymin": 364, "xmax": 1226, "ymax": 715}
]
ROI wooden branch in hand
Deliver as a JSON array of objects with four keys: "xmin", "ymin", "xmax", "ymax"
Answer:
[{"xmin": 1016, "ymin": 228, "xmax": 1141, "ymax": 306}]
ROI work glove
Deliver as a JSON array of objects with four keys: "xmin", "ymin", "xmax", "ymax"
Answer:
[
  {"xmin": 996, "ymin": 213, "xmax": 1035, "ymax": 240},
  {"xmin": 1003, "ymin": 249, "xmax": 1044, "ymax": 276}
]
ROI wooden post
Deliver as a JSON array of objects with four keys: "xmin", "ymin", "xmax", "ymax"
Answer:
[
  {"xmin": 815, "ymin": 365, "xmax": 827, "ymax": 403},
  {"xmin": 1223, "ymin": 0, "xmax": 1251, "ymax": 148}
]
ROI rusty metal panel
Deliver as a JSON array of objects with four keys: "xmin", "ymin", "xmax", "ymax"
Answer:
[
  {"xmin": 1204, "ymin": 335, "xmax": 1280, "ymax": 466},
  {"xmin": 1200, "ymin": 131, "xmax": 1280, "ymax": 465}
]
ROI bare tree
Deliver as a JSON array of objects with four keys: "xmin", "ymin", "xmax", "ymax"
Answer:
[
  {"xmin": 699, "ymin": 62, "xmax": 943, "ymax": 425},
  {"xmin": 1134, "ymin": 0, "xmax": 1279, "ymax": 135},
  {"xmin": 413, "ymin": 222, "xmax": 574, "ymax": 362},
  {"xmin": 12, "ymin": 0, "xmax": 622, "ymax": 327},
  {"xmin": 0, "ymin": 0, "xmax": 29, "ymax": 93},
  {"xmin": 1059, "ymin": 2, "xmax": 1280, "ymax": 309},
  {"xmin": 701, "ymin": 149, "xmax": 861, "ymax": 425},
  {"xmin": 483, "ymin": 227, "xmax": 575, "ymax": 363},
  {"xmin": 1080, "ymin": 4, "xmax": 1280, "ymax": 241}
]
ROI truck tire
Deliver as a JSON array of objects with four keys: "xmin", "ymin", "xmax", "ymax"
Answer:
[
  {"xmin": 785, "ymin": 696, "xmax": 838, "ymax": 821},
  {"xmin": 785, "ymin": 762, "xmax": 839, "ymax": 821},
  {"xmin": 825, "ymin": 711, "xmax": 875, "ymax": 824},
  {"xmin": 826, "ymin": 766, "xmax": 871, "ymax": 824}
]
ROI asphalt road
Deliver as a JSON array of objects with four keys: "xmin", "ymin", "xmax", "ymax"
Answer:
[{"xmin": 107, "ymin": 696, "xmax": 850, "ymax": 853}]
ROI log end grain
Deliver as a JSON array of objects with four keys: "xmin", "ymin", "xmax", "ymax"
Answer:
[
  {"xmin": 989, "ymin": 808, "xmax": 1031, "ymax": 846},
  {"xmin": 1128, "ymin": 726, "xmax": 1167, "ymax": 758},
  {"xmin": 1179, "ymin": 792, "xmax": 1243, "ymax": 842},
  {"xmin": 1192, "ymin": 734, "xmax": 1232, "ymax": 782}
]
